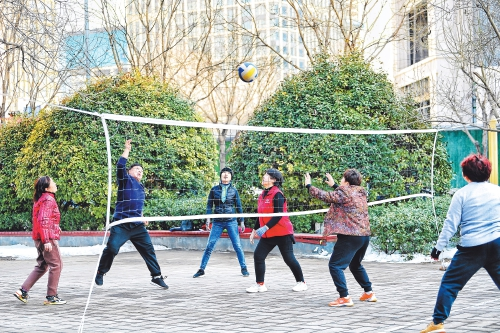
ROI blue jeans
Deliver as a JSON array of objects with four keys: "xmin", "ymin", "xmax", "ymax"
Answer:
[
  {"xmin": 200, "ymin": 220, "xmax": 247, "ymax": 270},
  {"xmin": 98, "ymin": 223, "xmax": 162, "ymax": 277},
  {"xmin": 329, "ymin": 234, "xmax": 372, "ymax": 298},
  {"xmin": 433, "ymin": 236, "xmax": 500, "ymax": 324}
]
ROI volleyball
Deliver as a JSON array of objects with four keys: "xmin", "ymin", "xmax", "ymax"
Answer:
[{"xmin": 238, "ymin": 62, "xmax": 258, "ymax": 83}]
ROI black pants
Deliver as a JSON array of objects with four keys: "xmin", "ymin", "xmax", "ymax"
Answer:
[
  {"xmin": 253, "ymin": 235, "xmax": 304, "ymax": 283},
  {"xmin": 329, "ymin": 234, "xmax": 372, "ymax": 297},
  {"xmin": 98, "ymin": 223, "xmax": 162, "ymax": 277}
]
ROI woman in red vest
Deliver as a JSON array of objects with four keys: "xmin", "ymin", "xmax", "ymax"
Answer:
[{"xmin": 246, "ymin": 168, "xmax": 307, "ymax": 293}]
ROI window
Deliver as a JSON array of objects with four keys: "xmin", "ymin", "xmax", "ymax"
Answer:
[
  {"xmin": 402, "ymin": 78, "xmax": 430, "ymax": 119},
  {"xmin": 416, "ymin": 100, "xmax": 431, "ymax": 120},
  {"xmin": 408, "ymin": 5, "xmax": 429, "ymax": 65},
  {"xmin": 256, "ymin": 4, "xmax": 266, "ymax": 16},
  {"xmin": 227, "ymin": 8, "xmax": 235, "ymax": 20},
  {"xmin": 270, "ymin": 3, "xmax": 278, "ymax": 15},
  {"xmin": 283, "ymin": 32, "xmax": 288, "ymax": 42},
  {"xmin": 187, "ymin": 1, "xmax": 196, "ymax": 11},
  {"xmin": 243, "ymin": 20, "xmax": 252, "ymax": 30}
]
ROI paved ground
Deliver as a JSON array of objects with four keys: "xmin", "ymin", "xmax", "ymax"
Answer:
[{"xmin": 1, "ymin": 248, "xmax": 498, "ymax": 333}]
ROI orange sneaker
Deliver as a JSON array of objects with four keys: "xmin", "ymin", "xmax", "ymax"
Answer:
[
  {"xmin": 420, "ymin": 321, "xmax": 445, "ymax": 333},
  {"xmin": 359, "ymin": 291, "xmax": 377, "ymax": 302},
  {"xmin": 328, "ymin": 296, "xmax": 354, "ymax": 307}
]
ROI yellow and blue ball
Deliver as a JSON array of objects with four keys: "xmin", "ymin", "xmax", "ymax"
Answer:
[{"xmin": 238, "ymin": 62, "xmax": 258, "ymax": 83}]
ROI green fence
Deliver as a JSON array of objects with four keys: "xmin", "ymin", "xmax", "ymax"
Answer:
[{"xmin": 440, "ymin": 128, "xmax": 498, "ymax": 189}]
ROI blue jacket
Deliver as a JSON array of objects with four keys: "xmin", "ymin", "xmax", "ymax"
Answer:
[
  {"xmin": 113, "ymin": 157, "xmax": 145, "ymax": 224},
  {"xmin": 206, "ymin": 183, "xmax": 244, "ymax": 223}
]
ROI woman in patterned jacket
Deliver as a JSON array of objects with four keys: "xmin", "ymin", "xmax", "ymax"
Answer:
[
  {"xmin": 14, "ymin": 176, "xmax": 66, "ymax": 305},
  {"xmin": 305, "ymin": 169, "xmax": 376, "ymax": 307}
]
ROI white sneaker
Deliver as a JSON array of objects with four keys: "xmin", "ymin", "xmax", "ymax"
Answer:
[
  {"xmin": 246, "ymin": 283, "xmax": 268, "ymax": 293},
  {"xmin": 292, "ymin": 281, "xmax": 308, "ymax": 292}
]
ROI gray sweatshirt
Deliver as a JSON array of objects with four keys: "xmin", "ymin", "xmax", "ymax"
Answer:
[{"xmin": 436, "ymin": 181, "xmax": 500, "ymax": 250}]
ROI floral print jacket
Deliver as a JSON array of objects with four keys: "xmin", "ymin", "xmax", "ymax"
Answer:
[{"xmin": 308, "ymin": 185, "xmax": 370, "ymax": 237}]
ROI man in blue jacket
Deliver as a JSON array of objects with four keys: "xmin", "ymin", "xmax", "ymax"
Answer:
[
  {"xmin": 95, "ymin": 139, "xmax": 168, "ymax": 289},
  {"xmin": 193, "ymin": 167, "xmax": 249, "ymax": 278}
]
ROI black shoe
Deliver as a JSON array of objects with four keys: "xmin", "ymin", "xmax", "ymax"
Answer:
[
  {"xmin": 241, "ymin": 268, "xmax": 250, "ymax": 277},
  {"xmin": 44, "ymin": 295, "xmax": 67, "ymax": 305},
  {"xmin": 14, "ymin": 288, "xmax": 29, "ymax": 304},
  {"xmin": 193, "ymin": 268, "xmax": 205, "ymax": 278},
  {"xmin": 151, "ymin": 276, "xmax": 169, "ymax": 289},
  {"xmin": 95, "ymin": 272, "xmax": 104, "ymax": 286}
]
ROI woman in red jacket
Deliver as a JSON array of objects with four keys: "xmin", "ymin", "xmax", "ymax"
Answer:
[
  {"xmin": 14, "ymin": 176, "xmax": 66, "ymax": 305},
  {"xmin": 246, "ymin": 168, "xmax": 307, "ymax": 293}
]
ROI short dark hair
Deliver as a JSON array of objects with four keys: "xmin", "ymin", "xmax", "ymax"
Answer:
[
  {"xmin": 343, "ymin": 169, "xmax": 362, "ymax": 186},
  {"xmin": 460, "ymin": 154, "xmax": 491, "ymax": 182},
  {"xmin": 220, "ymin": 167, "xmax": 234, "ymax": 179},
  {"xmin": 265, "ymin": 168, "xmax": 284, "ymax": 187},
  {"xmin": 128, "ymin": 163, "xmax": 143, "ymax": 171}
]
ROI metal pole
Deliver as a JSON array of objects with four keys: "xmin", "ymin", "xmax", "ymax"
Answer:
[
  {"xmin": 489, "ymin": 117, "xmax": 498, "ymax": 184},
  {"xmin": 84, "ymin": 0, "xmax": 90, "ymax": 80}
]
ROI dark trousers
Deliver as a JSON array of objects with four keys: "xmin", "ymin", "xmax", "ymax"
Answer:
[
  {"xmin": 329, "ymin": 234, "xmax": 372, "ymax": 298},
  {"xmin": 433, "ymin": 236, "xmax": 500, "ymax": 324},
  {"xmin": 253, "ymin": 235, "xmax": 304, "ymax": 283},
  {"xmin": 98, "ymin": 223, "xmax": 162, "ymax": 277}
]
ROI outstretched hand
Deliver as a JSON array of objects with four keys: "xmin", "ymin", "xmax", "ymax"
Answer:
[
  {"xmin": 325, "ymin": 173, "xmax": 335, "ymax": 187},
  {"xmin": 124, "ymin": 139, "xmax": 132, "ymax": 151},
  {"xmin": 304, "ymin": 173, "xmax": 311, "ymax": 186},
  {"xmin": 122, "ymin": 139, "xmax": 132, "ymax": 159}
]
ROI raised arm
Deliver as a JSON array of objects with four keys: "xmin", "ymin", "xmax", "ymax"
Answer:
[
  {"xmin": 117, "ymin": 139, "xmax": 132, "ymax": 181},
  {"xmin": 122, "ymin": 139, "xmax": 132, "ymax": 159}
]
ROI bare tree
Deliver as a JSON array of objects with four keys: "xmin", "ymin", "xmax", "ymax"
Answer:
[
  {"xmin": 229, "ymin": 0, "xmax": 412, "ymax": 70},
  {"xmin": 198, "ymin": 57, "xmax": 279, "ymax": 169},
  {"xmin": 0, "ymin": 0, "xmax": 74, "ymax": 122},
  {"xmin": 431, "ymin": 0, "xmax": 500, "ymax": 154},
  {"xmin": 96, "ymin": 0, "xmax": 282, "ymax": 166}
]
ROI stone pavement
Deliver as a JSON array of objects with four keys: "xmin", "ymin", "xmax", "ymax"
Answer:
[{"xmin": 1, "ymin": 249, "xmax": 498, "ymax": 333}]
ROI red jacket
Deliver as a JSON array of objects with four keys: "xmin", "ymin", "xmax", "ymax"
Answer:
[
  {"xmin": 258, "ymin": 186, "xmax": 294, "ymax": 238},
  {"xmin": 32, "ymin": 192, "xmax": 61, "ymax": 243}
]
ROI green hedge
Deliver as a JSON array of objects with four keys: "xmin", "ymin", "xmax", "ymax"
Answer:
[
  {"xmin": 144, "ymin": 190, "xmax": 207, "ymax": 230},
  {"xmin": 0, "ymin": 117, "xmax": 37, "ymax": 221},
  {"xmin": 369, "ymin": 196, "xmax": 457, "ymax": 259},
  {"xmin": 1, "ymin": 73, "xmax": 218, "ymax": 231},
  {"xmin": 229, "ymin": 53, "xmax": 452, "ymax": 226}
]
